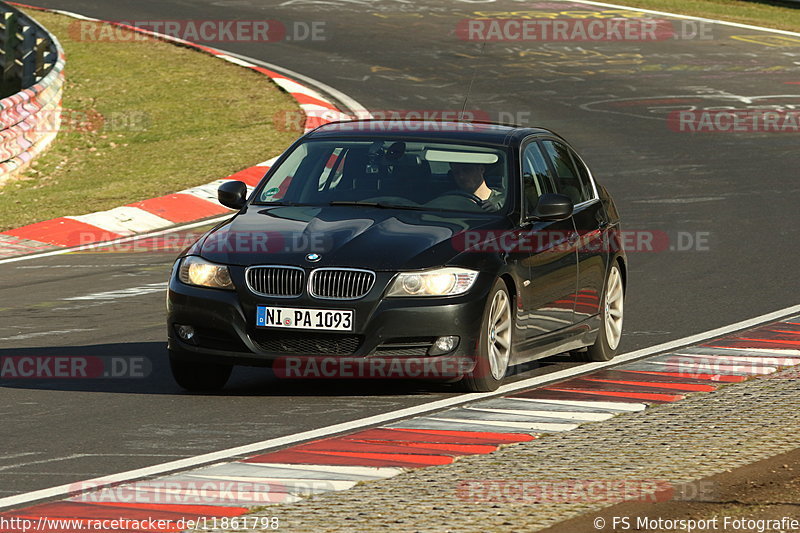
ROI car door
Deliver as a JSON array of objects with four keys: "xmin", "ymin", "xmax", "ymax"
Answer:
[
  {"xmin": 540, "ymin": 139, "xmax": 606, "ymax": 321},
  {"xmin": 516, "ymin": 138, "xmax": 579, "ymax": 342}
]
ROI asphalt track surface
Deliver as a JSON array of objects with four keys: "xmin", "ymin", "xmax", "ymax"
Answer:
[{"xmin": 1, "ymin": 0, "xmax": 799, "ymax": 501}]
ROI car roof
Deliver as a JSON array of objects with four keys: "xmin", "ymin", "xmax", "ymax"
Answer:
[{"xmin": 304, "ymin": 119, "xmax": 557, "ymax": 146}]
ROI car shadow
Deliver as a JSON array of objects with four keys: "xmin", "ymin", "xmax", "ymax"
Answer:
[{"xmin": 0, "ymin": 341, "xmax": 578, "ymax": 396}]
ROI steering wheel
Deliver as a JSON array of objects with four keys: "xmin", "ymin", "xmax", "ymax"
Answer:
[{"xmin": 440, "ymin": 190, "xmax": 483, "ymax": 205}]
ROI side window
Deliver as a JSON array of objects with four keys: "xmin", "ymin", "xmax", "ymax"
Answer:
[
  {"xmin": 542, "ymin": 140, "xmax": 589, "ymax": 204},
  {"xmin": 570, "ymin": 150, "xmax": 596, "ymax": 202},
  {"xmin": 521, "ymin": 142, "xmax": 554, "ymax": 216},
  {"xmin": 259, "ymin": 143, "xmax": 308, "ymax": 202}
]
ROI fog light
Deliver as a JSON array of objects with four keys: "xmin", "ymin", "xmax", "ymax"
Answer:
[
  {"xmin": 429, "ymin": 335, "xmax": 459, "ymax": 356},
  {"xmin": 175, "ymin": 324, "xmax": 196, "ymax": 343}
]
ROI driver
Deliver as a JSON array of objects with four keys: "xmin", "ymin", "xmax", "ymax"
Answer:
[{"xmin": 449, "ymin": 162, "xmax": 503, "ymax": 211}]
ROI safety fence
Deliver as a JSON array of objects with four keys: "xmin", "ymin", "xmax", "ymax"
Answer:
[{"xmin": 0, "ymin": 1, "xmax": 64, "ymax": 183}]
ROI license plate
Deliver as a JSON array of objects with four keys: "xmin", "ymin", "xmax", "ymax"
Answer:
[{"xmin": 256, "ymin": 306, "xmax": 354, "ymax": 331}]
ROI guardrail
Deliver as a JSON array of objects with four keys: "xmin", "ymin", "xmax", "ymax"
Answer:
[{"xmin": 0, "ymin": 1, "xmax": 64, "ymax": 184}]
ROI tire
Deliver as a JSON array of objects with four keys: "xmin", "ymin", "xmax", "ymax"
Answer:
[
  {"xmin": 461, "ymin": 279, "xmax": 513, "ymax": 392},
  {"xmin": 578, "ymin": 262, "xmax": 624, "ymax": 362},
  {"xmin": 169, "ymin": 350, "xmax": 233, "ymax": 392}
]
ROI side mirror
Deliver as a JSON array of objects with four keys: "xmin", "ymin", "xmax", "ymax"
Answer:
[
  {"xmin": 531, "ymin": 193, "xmax": 573, "ymax": 221},
  {"xmin": 218, "ymin": 180, "xmax": 248, "ymax": 210}
]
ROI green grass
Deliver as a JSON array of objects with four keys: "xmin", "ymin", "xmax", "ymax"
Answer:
[
  {"xmin": 0, "ymin": 10, "xmax": 303, "ymax": 231},
  {"xmin": 606, "ymin": 0, "xmax": 800, "ymax": 32}
]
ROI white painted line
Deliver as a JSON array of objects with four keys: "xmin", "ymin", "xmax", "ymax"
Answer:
[
  {"xmin": 0, "ymin": 329, "xmax": 95, "ymax": 341},
  {"xmin": 426, "ymin": 417, "xmax": 578, "ymax": 432},
  {"xmin": 0, "ymin": 454, "xmax": 87, "ymax": 472},
  {"xmin": 130, "ymin": 483, "xmax": 316, "ymax": 497},
  {"xmin": 214, "ymin": 54, "xmax": 256, "ymax": 68},
  {"xmin": 15, "ymin": 263, "xmax": 155, "ymax": 269},
  {"xmin": 48, "ymin": 9, "xmax": 98, "ymax": 21},
  {"xmin": 2, "ymin": 303, "xmax": 799, "ymax": 510},
  {"xmin": 503, "ymin": 397, "xmax": 647, "ymax": 412},
  {"xmin": 271, "ymin": 77, "xmax": 330, "ymax": 101},
  {"xmin": 62, "ymin": 282, "xmax": 167, "ymax": 301},
  {"xmin": 577, "ymin": 0, "xmax": 800, "ymax": 38},
  {"xmin": 184, "ymin": 474, "xmax": 358, "ymax": 492},
  {"xmin": 464, "ymin": 407, "xmax": 614, "ymax": 422},
  {"xmin": 179, "ymin": 462, "xmax": 389, "ymax": 481},
  {"xmin": 299, "ymin": 103, "xmax": 350, "ymax": 117},
  {"xmin": 0, "ymin": 453, "xmax": 38, "ymax": 461},
  {"xmin": 237, "ymin": 463, "xmax": 403, "ymax": 478}
]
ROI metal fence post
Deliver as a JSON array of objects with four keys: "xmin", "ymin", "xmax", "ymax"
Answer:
[
  {"xmin": 1, "ymin": 10, "xmax": 20, "ymax": 96},
  {"xmin": 20, "ymin": 21, "xmax": 36, "ymax": 87}
]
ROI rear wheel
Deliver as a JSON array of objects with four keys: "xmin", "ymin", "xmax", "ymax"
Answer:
[
  {"xmin": 462, "ymin": 279, "xmax": 513, "ymax": 392},
  {"xmin": 169, "ymin": 350, "xmax": 232, "ymax": 392},
  {"xmin": 578, "ymin": 262, "xmax": 624, "ymax": 362}
]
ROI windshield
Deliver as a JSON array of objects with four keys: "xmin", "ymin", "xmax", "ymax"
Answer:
[{"xmin": 254, "ymin": 139, "xmax": 510, "ymax": 213}]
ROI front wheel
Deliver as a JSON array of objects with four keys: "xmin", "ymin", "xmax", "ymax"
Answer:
[
  {"xmin": 169, "ymin": 350, "xmax": 232, "ymax": 392},
  {"xmin": 461, "ymin": 279, "xmax": 513, "ymax": 392},
  {"xmin": 579, "ymin": 262, "xmax": 624, "ymax": 362}
]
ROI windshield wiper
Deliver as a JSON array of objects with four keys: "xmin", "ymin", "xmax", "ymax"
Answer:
[
  {"xmin": 255, "ymin": 201, "xmax": 314, "ymax": 207},
  {"xmin": 329, "ymin": 200, "xmax": 381, "ymax": 207},
  {"xmin": 329, "ymin": 201, "xmax": 428, "ymax": 211}
]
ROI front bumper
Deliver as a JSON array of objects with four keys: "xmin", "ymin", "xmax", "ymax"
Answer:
[{"xmin": 166, "ymin": 263, "xmax": 494, "ymax": 374}]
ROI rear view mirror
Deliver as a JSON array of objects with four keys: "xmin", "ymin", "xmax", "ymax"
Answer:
[
  {"xmin": 531, "ymin": 193, "xmax": 573, "ymax": 221},
  {"xmin": 218, "ymin": 180, "xmax": 248, "ymax": 210}
]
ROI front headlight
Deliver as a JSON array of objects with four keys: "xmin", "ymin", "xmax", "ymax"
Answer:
[
  {"xmin": 178, "ymin": 256, "xmax": 234, "ymax": 290},
  {"xmin": 387, "ymin": 267, "xmax": 479, "ymax": 297}
]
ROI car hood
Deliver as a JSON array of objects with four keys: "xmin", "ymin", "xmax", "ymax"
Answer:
[{"xmin": 198, "ymin": 205, "xmax": 508, "ymax": 270}]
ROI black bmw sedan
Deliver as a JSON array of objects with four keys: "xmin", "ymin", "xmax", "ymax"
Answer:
[{"xmin": 167, "ymin": 120, "xmax": 626, "ymax": 392}]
